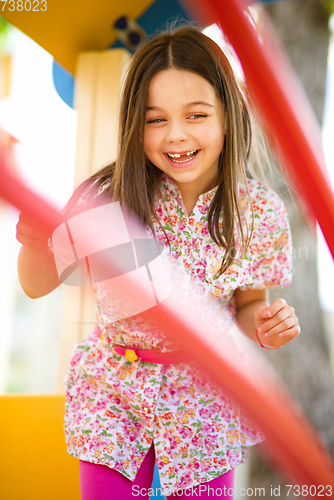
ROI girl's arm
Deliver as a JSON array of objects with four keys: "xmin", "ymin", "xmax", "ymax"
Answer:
[
  {"xmin": 235, "ymin": 288, "xmax": 300, "ymax": 348},
  {"xmin": 16, "ymin": 212, "xmax": 61, "ymax": 299}
]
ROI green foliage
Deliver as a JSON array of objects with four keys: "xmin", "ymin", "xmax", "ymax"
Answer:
[
  {"xmin": 0, "ymin": 15, "xmax": 12, "ymax": 37},
  {"xmin": 0, "ymin": 15, "xmax": 14, "ymax": 52},
  {"xmin": 322, "ymin": 0, "xmax": 334, "ymax": 17}
]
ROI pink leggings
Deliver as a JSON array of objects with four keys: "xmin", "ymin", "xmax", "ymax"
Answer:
[{"xmin": 79, "ymin": 445, "xmax": 234, "ymax": 499}]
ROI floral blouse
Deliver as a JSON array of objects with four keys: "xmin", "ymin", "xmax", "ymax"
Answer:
[{"xmin": 51, "ymin": 173, "xmax": 292, "ymax": 496}]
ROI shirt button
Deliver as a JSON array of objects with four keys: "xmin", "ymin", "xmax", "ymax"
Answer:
[
  {"xmin": 143, "ymin": 407, "xmax": 149, "ymax": 414},
  {"xmin": 180, "ymin": 248, "xmax": 186, "ymax": 256}
]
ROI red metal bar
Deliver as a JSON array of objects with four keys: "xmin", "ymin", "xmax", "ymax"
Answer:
[{"xmin": 181, "ymin": 0, "xmax": 334, "ymax": 261}]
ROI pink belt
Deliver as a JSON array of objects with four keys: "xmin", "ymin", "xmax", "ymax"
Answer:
[{"xmin": 95, "ymin": 325, "xmax": 189, "ymax": 365}]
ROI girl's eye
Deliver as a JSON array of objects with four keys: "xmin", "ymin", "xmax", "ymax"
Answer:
[
  {"xmin": 146, "ymin": 118, "xmax": 166, "ymax": 124},
  {"xmin": 189, "ymin": 114, "xmax": 207, "ymax": 119}
]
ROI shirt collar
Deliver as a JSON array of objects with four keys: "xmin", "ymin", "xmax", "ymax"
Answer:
[{"xmin": 160, "ymin": 172, "xmax": 218, "ymax": 206}]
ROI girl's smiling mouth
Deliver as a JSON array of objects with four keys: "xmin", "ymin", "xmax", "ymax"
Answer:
[{"xmin": 165, "ymin": 150, "xmax": 199, "ymax": 163}]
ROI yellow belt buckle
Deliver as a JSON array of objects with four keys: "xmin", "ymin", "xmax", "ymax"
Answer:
[
  {"xmin": 100, "ymin": 333, "xmax": 108, "ymax": 347},
  {"xmin": 125, "ymin": 349, "xmax": 138, "ymax": 362}
]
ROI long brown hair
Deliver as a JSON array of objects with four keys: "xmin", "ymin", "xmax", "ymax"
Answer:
[{"xmin": 87, "ymin": 25, "xmax": 253, "ymax": 278}]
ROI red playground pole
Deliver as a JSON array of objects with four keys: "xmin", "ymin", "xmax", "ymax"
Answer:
[{"xmin": 181, "ymin": 0, "xmax": 334, "ymax": 261}]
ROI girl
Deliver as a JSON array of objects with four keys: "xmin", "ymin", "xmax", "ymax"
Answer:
[{"xmin": 17, "ymin": 25, "xmax": 300, "ymax": 499}]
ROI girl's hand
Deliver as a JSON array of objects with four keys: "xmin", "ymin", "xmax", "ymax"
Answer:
[
  {"xmin": 16, "ymin": 212, "xmax": 51, "ymax": 247},
  {"xmin": 254, "ymin": 298, "xmax": 300, "ymax": 348}
]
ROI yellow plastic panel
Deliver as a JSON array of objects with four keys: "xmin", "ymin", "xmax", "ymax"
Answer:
[
  {"xmin": 0, "ymin": 55, "xmax": 12, "ymax": 99},
  {"xmin": 2, "ymin": 0, "xmax": 154, "ymax": 73},
  {"xmin": 0, "ymin": 394, "xmax": 80, "ymax": 500}
]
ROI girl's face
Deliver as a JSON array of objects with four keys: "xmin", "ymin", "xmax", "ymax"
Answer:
[{"xmin": 144, "ymin": 69, "xmax": 225, "ymax": 198}]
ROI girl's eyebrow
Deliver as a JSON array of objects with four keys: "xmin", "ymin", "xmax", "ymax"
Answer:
[
  {"xmin": 186, "ymin": 101, "xmax": 214, "ymax": 108},
  {"xmin": 146, "ymin": 101, "xmax": 214, "ymax": 111}
]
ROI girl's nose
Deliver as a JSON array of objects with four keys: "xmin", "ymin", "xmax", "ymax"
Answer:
[{"xmin": 166, "ymin": 122, "xmax": 188, "ymax": 143}]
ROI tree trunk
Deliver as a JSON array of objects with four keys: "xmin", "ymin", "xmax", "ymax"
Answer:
[{"xmin": 248, "ymin": 0, "xmax": 334, "ymax": 494}]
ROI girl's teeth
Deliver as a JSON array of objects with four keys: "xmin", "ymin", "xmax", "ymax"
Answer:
[{"xmin": 167, "ymin": 150, "xmax": 198, "ymax": 162}]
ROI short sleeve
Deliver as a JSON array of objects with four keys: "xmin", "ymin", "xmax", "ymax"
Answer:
[{"xmin": 240, "ymin": 182, "xmax": 293, "ymax": 290}]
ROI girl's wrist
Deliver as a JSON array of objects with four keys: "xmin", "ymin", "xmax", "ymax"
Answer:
[{"xmin": 236, "ymin": 298, "xmax": 269, "ymax": 343}]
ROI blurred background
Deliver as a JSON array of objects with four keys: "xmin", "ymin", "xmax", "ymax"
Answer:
[{"xmin": 0, "ymin": 20, "xmax": 76, "ymax": 393}]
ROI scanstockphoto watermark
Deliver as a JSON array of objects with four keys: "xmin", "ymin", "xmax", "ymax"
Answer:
[
  {"xmin": 291, "ymin": 246, "xmax": 309, "ymax": 260},
  {"xmin": 220, "ymin": 245, "xmax": 309, "ymax": 279},
  {"xmin": 131, "ymin": 485, "xmax": 235, "ymax": 497},
  {"xmin": 51, "ymin": 202, "xmax": 173, "ymax": 322},
  {"xmin": 51, "ymin": 200, "xmax": 309, "ymax": 301},
  {"xmin": 132, "ymin": 484, "xmax": 333, "ymax": 497},
  {"xmin": 221, "ymin": 245, "xmax": 309, "ymax": 261}
]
